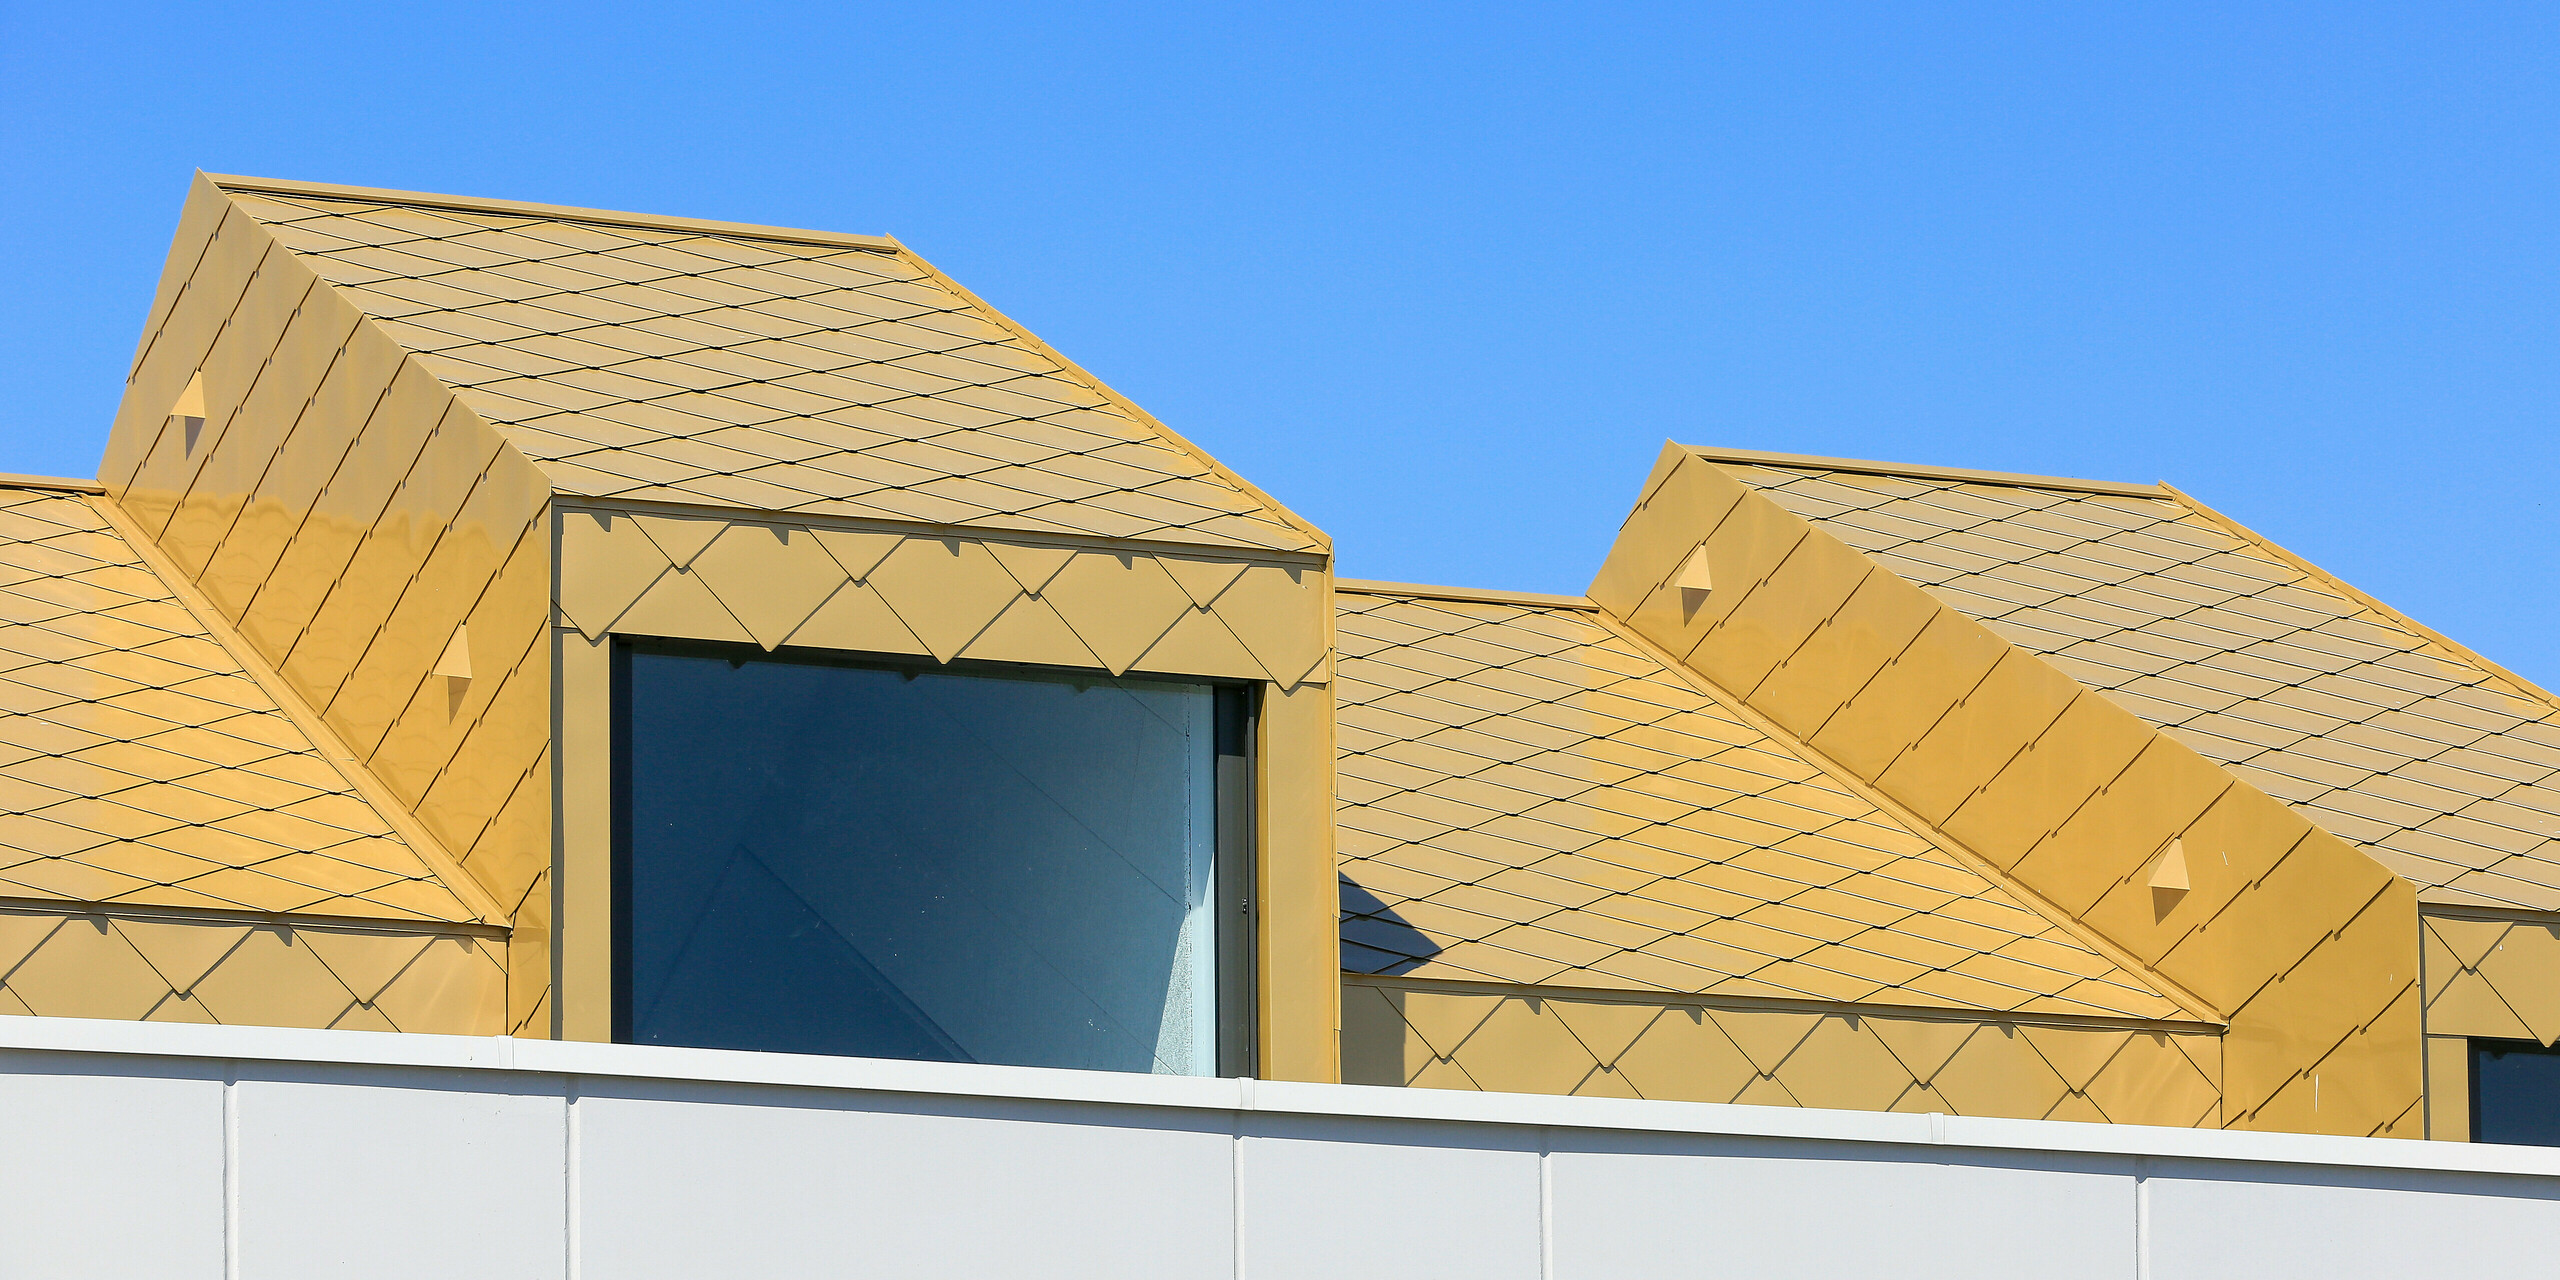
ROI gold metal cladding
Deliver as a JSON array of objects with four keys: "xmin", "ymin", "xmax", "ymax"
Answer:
[
  {"xmin": 1720, "ymin": 455, "xmax": 2560, "ymax": 915},
  {"xmin": 0, "ymin": 900, "xmax": 502, "ymax": 1033},
  {"xmin": 2421, "ymin": 910, "xmax": 2560, "ymax": 1046},
  {"xmin": 554, "ymin": 505, "xmax": 1330, "ymax": 686},
  {"xmin": 97, "ymin": 175, "xmax": 554, "ymax": 1023},
  {"xmin": 0, "ymin": 485, "xmax": 482, "ymax": 924},
  {"xmin": 86, "ymin": 173, "xmax": 1340, "ymax": 1063},
  {"xmin": 2412, "ymin": 907, "xmax": 2560, "ymax": 1139},
  {"xmin": 1334, "ymin": 590, "xmax": 2186, "ymax": 1021},
  {"xmin": 1589, "ymin": 444, "xmax": 2424, "ymax": 1137},
  {"xmin": 201, "ymin": 177, "xmax": 1327, "ymax": 557},
  {"xmin": 1343, "ymin": 976, "xmax": 2223, "ymax": 1127}
]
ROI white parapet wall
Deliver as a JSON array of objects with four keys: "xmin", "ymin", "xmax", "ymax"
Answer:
[{"xmin": 2, "ymin": 1016, "xmax": 2557, "ymax": 1279}]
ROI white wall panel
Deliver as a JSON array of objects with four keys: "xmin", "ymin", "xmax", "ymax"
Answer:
[
  {"xmin": 0, "ymin": 1049, "xmax": 225, "ymax": 1280},
  {"xmin": 234, "ymin": 1065, "xmax": 565, "ymax": 1280},
  {"xmin": 1239, "ymin": 1115, "xmax": 1542, "ymax": 1280},
  {"xmin": 2146, "ymin": 1160, "xmax": 2560, "ymax": 1278},
  {"xmin": 2, "ymin": 1020, "xmax": 2558, "ymax": 1279},
  {"xmin": 576, "ymin": 1082, "xmax": 1235, "ymax": 1279},
  {"xmin": 1551, "ymin": 1134, "xmax": 2133, "ymax": 1280}
]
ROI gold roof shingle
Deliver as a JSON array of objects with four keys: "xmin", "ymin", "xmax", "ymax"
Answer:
[
  {"xmin": 1720, "ymin": 457, "xmax": 2560, "ymax": 912},
  {"xmin": 210, "ymin": 178, "xmax": 1324, "ymax": 555},
  {"xmin": 1334, "ymin": 588, "xmax": 2186, "ymax": 1020},
  {"xmin": 0, "ymin": 484, "xmax": 478, "ymax": 922}
]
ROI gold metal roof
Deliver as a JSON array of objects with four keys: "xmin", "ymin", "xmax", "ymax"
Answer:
[
  {"xmin": 1716, "ymin": 454, "xmax": 2560, "ymax": 912},
  {"xmin": 1334, "ymin": 586, "xmax": 2185, "ymax": 1019},
  {"xmin": 206, "ymin": 176, "xmax": 1325, "ymax": 555},
  {"xmin": 0, "ymin": 483, "xmax": 481, "ymax": 922}
]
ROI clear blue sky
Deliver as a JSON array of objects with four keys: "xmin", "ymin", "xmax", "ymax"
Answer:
[{"xmin": 4, "ymin": 4, "xmax": 2553, "ymax": 683}]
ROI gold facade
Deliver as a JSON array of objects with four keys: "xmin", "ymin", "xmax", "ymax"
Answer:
[
  {"xmin": 6, "ymin": 175, "xmax": 2556, "ymax": 1135},
  {"xmin": 48, "ymin": 173, "xmax": 1342, "ymax": 1077},
  {"xmin": 0, "ymin": 903, "xmax": 501, "ymax": 1033},
  {"xmin": 1344, "ymin": 977, "xmax": 2222, "ymax": 1127},
  {"xmin": 1587, "ymin": 446, "xmax": 2420, "ymax": 1136}
]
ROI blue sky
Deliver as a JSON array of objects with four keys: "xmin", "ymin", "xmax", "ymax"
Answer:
[{"xmin": 4, "ymin": 4, "xmax": 2553, "ymax": 683}]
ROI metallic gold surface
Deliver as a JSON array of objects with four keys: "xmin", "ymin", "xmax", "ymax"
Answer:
[
  {"xmin": 1723, "ymin": 459, "xmax": 2560, "ymax": 914},
  {"xmin": 1343, "ymin": 977, "xmax": 2221, "ymax": 1126},
  {"xmin": 1589, "ymin": 446, "xmax": 2423, "ymax": 1137},
  {"xmin": 2423, "ymin": 912, "xmax": 2560, "ymax": 1045},
  {"xmin": 213, "ymin": 184, "xmax": 1325, "ymax": 556},
  {"xmin": 0, "ymin": 485, "xmax": 475, "ymax": 922},
  {"xmin": 553, "ymin": 506, "xmax": 1339, "ymax": 1075},
  {"xmin": 0, "ymin": 902, "xmax": 501, "ymax": 1033},
  {"xmin": 1335, "ymin": 588, "xmax": 2182, "ymax": 1019}
]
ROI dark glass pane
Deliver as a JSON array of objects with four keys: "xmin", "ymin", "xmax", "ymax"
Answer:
[
  {"xmin": 622, "ymin": 649, "xmax": 1216, "ymax": 1074},
  {"xmin": 2472, "ymin": 1039, "xmax": 2560, "ymax": 1146}
]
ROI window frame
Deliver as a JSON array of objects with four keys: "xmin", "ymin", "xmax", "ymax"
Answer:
[{"xmin": 607, "ymin": 636, "xmax": 1259, "ymax": 1077}]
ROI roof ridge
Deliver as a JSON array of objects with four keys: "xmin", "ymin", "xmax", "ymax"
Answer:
[
  {"xmin": 2162, "ymin": 482, "xmax": 2560, "ymax": 721},
  {"xmin": 0, "ymin": 473, "xmax": 106, "ymax": 494},
  {"xmin": 1686, "ymin": 444, "xmax": 2168, "ymax": 499},
  {"xmin": 890, "ymin": 241, "xmax": 1333, "ymax": 553},
  {"xmin": 206, "ymin": 172, "xmax": 899, "ymax": 253},
  {"xmin": 1334, "ymin": 579, "xmax": 1596, "ymax": 609}
]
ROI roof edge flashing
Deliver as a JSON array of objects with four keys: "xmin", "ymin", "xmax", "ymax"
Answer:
[
  {"xmin": 205, "ymin": 172, "xmax": 901, "ymax": 253},
  {"xmin": 1335, "ymin": 579, "xmax": 1598, "ymax": 610},
  {"xmin": 1682, "ymin": 444, "xmax": 2168, "ymax": 499},
  {"xmin": 0, "ymin": 473, "xmax": 107, "ymax": 494}
]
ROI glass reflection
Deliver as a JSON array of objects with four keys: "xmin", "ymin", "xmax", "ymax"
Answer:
[{"xmin": 621, "ymin": 648, "xmax": 1217, "ymax": 1075}]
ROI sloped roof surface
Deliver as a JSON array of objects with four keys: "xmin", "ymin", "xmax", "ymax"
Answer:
[
  {"xmin": 1334, "ymin": 588, "xmax": 2184, "ymax": 1020},
  {"xmin": 0, "ymin": 484, "xmax": 477, "ymax": 922},
  {"xmin": 212, "ymin": 180, "xmax": 1322, "ymax": 554},
  {"xmin": 1721, "ymin": 458, "xmax": 2560, "ymax": 912}
]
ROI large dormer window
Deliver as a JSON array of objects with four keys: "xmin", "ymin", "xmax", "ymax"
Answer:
[{"xmin": 613, "ymin": 642, "xmax": 1251, "ymax": 1076}]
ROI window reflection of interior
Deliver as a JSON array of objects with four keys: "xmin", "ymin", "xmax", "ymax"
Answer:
[{"xmin": 616, "ymin": 646, "xmax": 1222, "ymax": 1076}]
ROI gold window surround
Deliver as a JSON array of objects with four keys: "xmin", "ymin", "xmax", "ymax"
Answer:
[
  {"xmin": 549, "ymin": 503, "xmax": 1343, "ymax": 1079},
  {"xmin": 2418, "ymin": 908, "xmax": 2560, "ymax": 1140}
]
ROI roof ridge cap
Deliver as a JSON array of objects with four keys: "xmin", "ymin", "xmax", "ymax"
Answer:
[
  {"xmin": 207, "ymin": 172, "xmax": 899, "ymax": 253},
  {"xmin": 1335, "ymin": 579, "xmax": 1596, "ymax": 609},
  {"xmin": 2163, "ymin": 482, "xmax": 2560, "ymax": 721},
  {"xmin": 1686, "ymin": 444, "xmax": 2166, "ymax": 499},
  {"xmin": 0, "ymin": 473, "xmax": 106, "ymax": 494},
  {"xmin": 886, "ymin": 243, "xmax": 1332, "ymax": 555}
]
